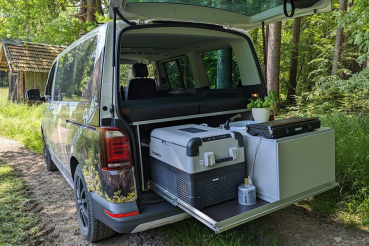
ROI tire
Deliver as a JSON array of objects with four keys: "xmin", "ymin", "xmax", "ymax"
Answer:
[
  {"xmin": 74, "ymin": 165, "xmax": 116, "ymax": 242},
  {"xmin": 42, "ymin": 132, "xmax": 58, "ymax": 171}
]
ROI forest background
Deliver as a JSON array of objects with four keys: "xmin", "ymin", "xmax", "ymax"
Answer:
[{"xmin": 1, "ymin": 0, "xmax": 369, "ymax": 234}]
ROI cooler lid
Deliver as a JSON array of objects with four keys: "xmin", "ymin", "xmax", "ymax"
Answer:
[
  {"xmin": 150, "ymin": 124, "xmax": 233, "ymax": 147},
  {"xmin": 109, "ymin": 0, "xmax": 331, "ymax": 29}
]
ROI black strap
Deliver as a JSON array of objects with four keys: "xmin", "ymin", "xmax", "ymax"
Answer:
[
  {"xmin": 284, "ymin": 0, "xmax": 295, "ymax": 18},
  {"xmin": 114, "ymin": 7, "xmax": 136, "ymax": 26}
]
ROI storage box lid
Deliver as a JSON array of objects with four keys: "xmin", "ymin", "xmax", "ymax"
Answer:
[{"xmin": 151, "ymin": 124, "xmax": 235, "ymax": 147}]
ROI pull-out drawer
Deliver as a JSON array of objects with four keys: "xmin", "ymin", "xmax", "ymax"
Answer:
[
  {"xmin": 150, "ymin": 181, "xmax": 336, "ymax": 233},
  {"xmin": 149, "ymin": 127, "xmax": 337, "ymax": 232}
]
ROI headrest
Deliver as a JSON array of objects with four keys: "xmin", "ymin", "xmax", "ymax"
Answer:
[{"xmin": 132, "ymin": 63, "xmax": 148, "ymax": 78}]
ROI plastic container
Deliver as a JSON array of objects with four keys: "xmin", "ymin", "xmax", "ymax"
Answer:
[
  {"xmin": 229, "ymin": 120, "xmax": 260, "ymax": 132},
  {"xmin": 238, "ymin": 178, "xmax": 257, "ymax": 205}
]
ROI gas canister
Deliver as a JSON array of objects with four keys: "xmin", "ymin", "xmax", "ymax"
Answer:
[{"xmin": 238, "ymin": 178, "xmax": 256, "ymax": 205}]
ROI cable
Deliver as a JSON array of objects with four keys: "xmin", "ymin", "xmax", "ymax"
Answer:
[
  {"xmin": 249, "ymin": 136, "xmax": 263, "ymax": 178},
  {"xmin": 284, "ymin": 0, "xmax": 295, "ymax": 18}
]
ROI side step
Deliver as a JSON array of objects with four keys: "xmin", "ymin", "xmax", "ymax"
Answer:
[{"xmin": 150, "ymin": 180, "xmax": 337, "ymax": 233}]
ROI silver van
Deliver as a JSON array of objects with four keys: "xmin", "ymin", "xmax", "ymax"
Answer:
[{"xmin": 26, "ymin": 0, "xmax": 335, "ymax": 242}]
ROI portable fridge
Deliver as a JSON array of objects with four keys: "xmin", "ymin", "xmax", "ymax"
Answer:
[{"xmin": 150, "ymin": 124, "xmax": 246, "ymax": 209}]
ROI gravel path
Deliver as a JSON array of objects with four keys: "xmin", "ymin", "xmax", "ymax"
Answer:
[{"xmin": 0, "ymin": 136, "xmax": 368, "ymax": 245}]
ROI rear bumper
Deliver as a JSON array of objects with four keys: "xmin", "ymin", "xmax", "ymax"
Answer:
[{"xmin": 90, "ymin": 192, "xmax": 187, "ymax": 233}]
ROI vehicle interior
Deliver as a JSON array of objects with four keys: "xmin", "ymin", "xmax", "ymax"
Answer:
[{"xmin": 117, "ymin": 26, "xmax": 266, "ymax": 194}]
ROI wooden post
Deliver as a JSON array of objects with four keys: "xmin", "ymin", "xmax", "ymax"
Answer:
[
  {"xmin": 17, "ymin": 71, "xmax": 25, "ymax": 103},
  {"xmin": 8, "ymin": 72, "xmax": 11, "ymax": 100}
]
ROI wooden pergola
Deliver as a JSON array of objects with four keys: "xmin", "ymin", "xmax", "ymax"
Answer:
[{"xmin": 0, "ymin": 38, "xmax": 65, "ymax": 103}]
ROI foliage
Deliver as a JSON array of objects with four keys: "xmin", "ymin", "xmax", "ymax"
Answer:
[
  {"xmin": 340, "ymin": 0, "xmax": 369, "ymax": 63},
  {"xmin": 0, "ymin": 160, "xmax": 40, "ymax": 244},
  {"xmin": 247, "ymin": 89, "xmax": 279, "ymax": 110},
  {"xmin": 0, "ymin": 0, "xmax": 100, "ymax": 45},
  {"xmin": 0, "ymin": 88, "xmax": 43, "ymax": 153}
]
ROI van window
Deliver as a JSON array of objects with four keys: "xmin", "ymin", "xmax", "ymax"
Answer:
[
  {"xmin": 164, "ymin": 57, "xmax": 195, "ymax": 90},
  {"xmin": 203, "ymin": 49, "xmax": 241, "ymax": 89},
  {"xmin": 53, "ymin": 35, "xmax": 101, "ymax": 102},
  {"xmin": 120, "ymin": 63, "xmax": 156, "ymax": 87}
]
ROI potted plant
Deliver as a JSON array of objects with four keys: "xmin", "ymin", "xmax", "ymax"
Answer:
[{"xmin": 247, "ymin": 90, "xmax": 279, "ymax": 122}]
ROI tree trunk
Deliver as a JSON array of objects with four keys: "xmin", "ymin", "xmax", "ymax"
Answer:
[
  {"xmin": 86, "ymin": 0, "xmax": 96, "ymax": 22},
  {"xmin": 262, "ymin": 25, "xmax": 269, "ymax": 81},
  {"xmin": 287, "ymin": 17, "xmax": 302, "ymax": 101},
  {"xmin": 267, "ymin": 22, "xmax": 282, "ymax": 111},
  {"xmin": 216, "ymin": 48, "xmax": 232, "ymax": 89},
  {"xmin": 95, "ymin": 0, "xmax": 103, "ymax": 15},
  {"xmin": 332, "ymin": 0, "xmax": 348, "ymax": 76}
]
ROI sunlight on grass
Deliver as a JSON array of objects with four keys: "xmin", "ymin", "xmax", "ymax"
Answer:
[
  {"xmin": 0, "ymin": 87, "xmax": 43, "ymax": 153},
  {"xmin": 0, "ymin": 160, "xmax": 40, "ymax": 245}
]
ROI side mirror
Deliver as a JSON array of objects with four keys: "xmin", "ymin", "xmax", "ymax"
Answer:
[{"xmin": 25, "ymin": 89, "xmax": 45, "ymax": 102}]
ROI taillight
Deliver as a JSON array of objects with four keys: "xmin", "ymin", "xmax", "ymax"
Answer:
[{"xmin": 99, "ymin": 127, "xmax": 132, "ymax": 170}]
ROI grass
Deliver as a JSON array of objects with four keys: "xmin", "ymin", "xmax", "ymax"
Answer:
[
  {"xmin": 163, "ymin": 218, "xmax": 281, "ymax": 246},
  {"xmin": 0, "ymin": 159, "xmax": 40, "ymax": 245},
  {"xmin": 0, "ymin": 87, "xmax": 43, "ymax": 153}
]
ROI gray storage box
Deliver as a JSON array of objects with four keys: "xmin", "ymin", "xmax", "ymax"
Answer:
[{"xmin": 150, "ymin": 124, "xmax": 246, "ymax": 209}]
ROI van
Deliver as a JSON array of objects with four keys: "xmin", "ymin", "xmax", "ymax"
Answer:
[{"xmin": 26, "ymin": 0, "xmax": 335, "ymax": 242}]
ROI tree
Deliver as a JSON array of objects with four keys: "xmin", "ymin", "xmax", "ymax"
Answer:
[
  {"xmin": 0, "ymin": 0, "xmax": 107, "ymax": 45},
  {"xmin": 267, "ymin": 21, "xmax": 282, "ymax": 111},
  {"xmin": 287, "ymin": 17, "xmax": 302, "ymax": 101},
  {"xmin": 332, "ymin": 0, "xmax": 349, "ymax": 76},
  {"xmin": 216, "ymin": 48, "xmax": 232, "ymax": 89}
]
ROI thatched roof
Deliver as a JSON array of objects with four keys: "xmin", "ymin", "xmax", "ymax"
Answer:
[{"xmin": 0, "ymin": 38, "xmax": 65, "ymax": 73}]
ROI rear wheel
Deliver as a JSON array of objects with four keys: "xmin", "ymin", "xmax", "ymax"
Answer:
[
  {"xmin": 42, "ymin": 132, "xmax": 57, "ymax": 171},
  {"xmin": 74, "ymin": 165, "xmax": 116, "ymax": 242}
]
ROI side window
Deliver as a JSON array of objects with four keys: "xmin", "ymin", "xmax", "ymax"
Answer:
[
  {"xmin": 45, "ymin": 63, "xmax": 56, "ymax": 99},
  {"xmin": 203, "ymin": 48, "xmax": 241, "ymax": 89},
  {"xmin": 164, "ymin": 56, "xmax": 195, "ymax": 90},
  {"xmin": 53, "ymin": 35, "xmax": 101, "ymax": 102}
]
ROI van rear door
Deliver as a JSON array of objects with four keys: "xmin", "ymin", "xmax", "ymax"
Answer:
[{"xmin": 109, "ymin": 0, "xmax": 331, "ymax": 29}]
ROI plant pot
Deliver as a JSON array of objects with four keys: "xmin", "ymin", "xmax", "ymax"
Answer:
[{"xmin": 252, "ymin": 108, "xmax": 271, "ymax": 122}]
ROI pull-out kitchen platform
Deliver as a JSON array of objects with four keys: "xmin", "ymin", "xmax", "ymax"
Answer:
[{"xmin": 149, "ymin": 126, "xmax": 336, "ymax": 232}]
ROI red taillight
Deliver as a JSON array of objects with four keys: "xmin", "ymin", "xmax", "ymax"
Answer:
[
  {"xmin": 100, "ymin": 127, "xmax": 132, "ymax": 170},
  {"xmin": 104, "ymin": 209, "xmax": 139, "ymax": 218}
]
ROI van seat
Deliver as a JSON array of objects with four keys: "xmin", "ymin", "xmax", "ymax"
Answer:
[{"xmin": 125, "ymin": 64, "xmax": 159, "ymax": 100}]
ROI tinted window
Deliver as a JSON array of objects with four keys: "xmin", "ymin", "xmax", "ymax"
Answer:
[
  {"xmin": 164, "ymin": 57, "xmax": 195, "ymax": 90},
  {"xmin": 53, "ymin": 36, "xmax": 101, "ymax": 102},
  {"xmin": 203, "ymin": 48, "xmax": 241, "ymax": 89}
]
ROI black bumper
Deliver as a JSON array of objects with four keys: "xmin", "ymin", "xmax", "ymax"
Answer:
[{"xmin": 90, "ymin": 192, "xmax": 183, "ymax": 233}]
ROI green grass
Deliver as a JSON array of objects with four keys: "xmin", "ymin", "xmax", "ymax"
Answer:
[
  {"xmin": 163, "ymin": 218, "xmax": 281, "ymax": 246},
  {"xmin": 0, "ymin": 87, "xmax": 43, "ymax": 153},
  {"xmin": 0, "ymin": 160, "xmax": 40, "ymax": 245}
]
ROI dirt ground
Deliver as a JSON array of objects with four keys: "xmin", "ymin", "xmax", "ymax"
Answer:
[{"xmin": 1, "ymin": 136, "xmax": 368, "ymax": 246}]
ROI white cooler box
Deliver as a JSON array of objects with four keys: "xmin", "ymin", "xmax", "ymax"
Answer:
[{"xmin": 150, "ymin": 124, "xmax": 245, "ymax": 209}]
